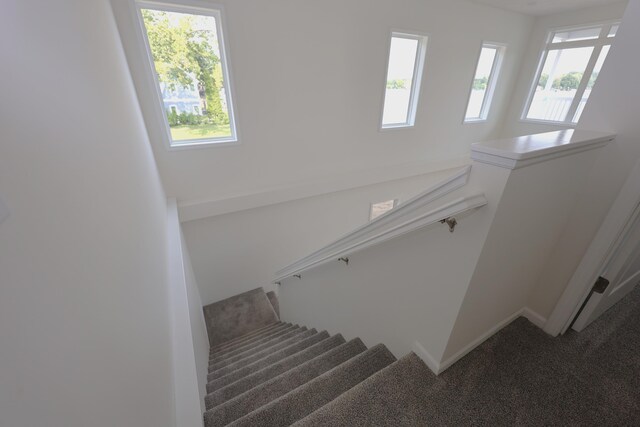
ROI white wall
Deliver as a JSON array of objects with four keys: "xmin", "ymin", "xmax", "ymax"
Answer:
[
  {"xmin": 500, "ymin": 1, "xmax": 628, "ymax": 138},
  {"xmin": 442, "ymin": 147, "xmax": 603, "ymax": 361},
  {"xmin": 0, "ymin": 1, "xmax": 175, "ymax": 426},
  {"xmin": 117, "ymin": 0, "xmax": 533, "ymax": 214},
  {"xmin": 276, "ymin": 174, "xmax": 506, "ymax": 369},
  {"xmin": 181, "ymin": 231, "xmax": 210, "ymax": 412},
  {"xmin": 528, "ymin": 0, "xmax": 640, "ymax": 320},
  {"xmin": 182, "ymin": 167, "xmax": 464, "ymax": 305},
  {"xmin": 167, "ymin": 200, "xmax": 208, "ymax": 424}
]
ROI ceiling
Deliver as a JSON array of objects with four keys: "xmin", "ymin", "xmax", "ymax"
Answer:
[{"xmin": 471, "ymin": 0, "xmax": 625, "ymax": 16}]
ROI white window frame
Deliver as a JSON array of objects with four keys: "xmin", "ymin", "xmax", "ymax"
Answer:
[
  {"xmin": 134, "ymin": 0, "xmax": 239, "ymax": 149},
  {"xmin": 380, "ymin": 31, "xmax": 429, "ymax": 130},
  {"xmin": 463, "ymin": 42, "xmax": 506, "ymax": 123},
  {"xmin": 521, "ymin": 20, "xmax": 619, "ymax": 126}
]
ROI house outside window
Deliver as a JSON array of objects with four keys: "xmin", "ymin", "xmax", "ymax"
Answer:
[{"xmin": 137, "ymin": 1, "xmax": 238, "ymax": 148}]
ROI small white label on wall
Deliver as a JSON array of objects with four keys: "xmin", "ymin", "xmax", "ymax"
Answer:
[{"xmin": 0, "ymin": 196, "xmax": 9, "ymax": 225}]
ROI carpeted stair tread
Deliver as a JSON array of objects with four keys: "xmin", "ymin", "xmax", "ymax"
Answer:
[
  {"xmin": 204, "ymin": 338, "xmax": 368, "ymax": 427},
  {"xmin": 227, "ymin": 343, "xmax": 396, "ymax": 427},
  {"xmin": 203, "ymin": 288, "xmax": 279, "ymax": 347},
  {"xmin": 209, "ymin": 325, "xmax": 302, "ymax": 367},
  {"xmin": 210, "ymin": 322, "xmax": 284, "ymax": 356},
  {"xmin": 205, "ymin": 334, "xmax": 347, "ymax": 410},
  {"xmin": 209, "ymin": 327, "xmax": 308, "ymax": 371},
  {"xmin": 209, "ymin": 324, "xmax": 298, "ymax": 363},
  {"xmin": 266, "ymin": 291, "xmax": 280, "ymax": 318},
  {"xmin": 208, "ymin": 329, "xmax": 317, "ymax": 381},
  {"xmin": 206, "ymin": 331, "xmax": 330, "ymax": 393},
  {"xmin": 210, "ymin": 323, "xmax": 290, "ymax": 357},
  {"xmin": 293, "ymin": 353, "xmax": 437, "ymax": 426}
]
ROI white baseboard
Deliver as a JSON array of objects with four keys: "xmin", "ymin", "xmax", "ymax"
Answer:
[
  {"xmin": 437, "ymin": 308, "xmax": 525, "ymax": 374},
  {"xmin": 411, "ymin": 341, "xmax": 442, "ymax": 374},
  {"xmin": 522, "ymin": 307, "xmax": 547, "ymax": 329}
]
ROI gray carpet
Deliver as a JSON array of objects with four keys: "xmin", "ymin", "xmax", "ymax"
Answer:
[
  {"xmin": 203, "ymin": 288, "xmax": 279, "ymax": 347},
  {"xmin": 202, "ymin": 286, "xmax": 640, "ymax": 426}
]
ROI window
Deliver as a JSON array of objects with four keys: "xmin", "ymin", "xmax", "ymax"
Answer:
[
  {"xmin": 381, "ymin": 32, "xmax": 428, "ymax": 129},
  {"xmin": 464, "ymin": 43, "xmax": 505, "ymax": 122},
  {"xmin": 523, "ymin": 22, "xmax": 618, "ymax": 124},
  {"xmin": 137, "ymin": 1, "xmax": 237, "ymax": 147},
  {"xmin": 370, "ymin": 199, "xmax": 397, "ymax": 220}
]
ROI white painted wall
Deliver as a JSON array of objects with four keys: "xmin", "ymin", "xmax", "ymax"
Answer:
[
  {"xmin": 276, "ymin": 130, "xmax": 612, "ymax": 372},
  {"xmin": 528, "ymin": 0, "xmax": 640, "ymax": 321},
  {"xmin": 116, "ymin": 0, "xmax": 533, "ymax": 214},
  {"xmin": 442, "ymin": 147, "xmax": 603, "ymax": 361},
  {"xmin": 500, "ymin": 1, "xmax": 628, "ymax": 137},
  {"xmin": 167, "ymin": 200, "xmax": 208, "ymax": 424},
  {"xmin": 182, "ymin": 168, "xmax": 465, "ymax": 305},
  {"xmin": 0, "ymin": 1, "xmax": 175, "ymax": 426},
  {"xmin": 181, "ymin": 230, "xmax": 210, "ymax": 413},
  {"xmin": 277, "ymin": 173, "xmax": 506, "ymax": 370}
]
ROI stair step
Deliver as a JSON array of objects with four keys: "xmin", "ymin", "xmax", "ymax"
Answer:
[
  {"xmin": 204, "ymin": 288, "xmax": 279, "ymax": 347},
  {"xmin": 208, "ymin": 329, "xmax": 317, "ymax": 381},
  {"xmin": 266, "ymin": 291, "xmax": 280, "ymax": 318},
  {"xmin": 294, "ymin": 353, "xmax": 436, "ymax": 426},
  {"xmin": 209, "ymin": 325, "xmax": 302, "ymax": 367},
  {"xmin": 207, "ymin": 331, "xmax": 330, "ymax": 394},
  {"xmin": 205, "ymin": 334, "xmax": 347, "ymax": 410},
  {"xmin": 210, "ymin": 322, "xmax": 290, "ymax": 357},
  {"xmin": 227, "ymin": 343, "xmax": 396, "ymax": 427},
  {"xmin": 209, "ymin": 327, "xmax": 307, "ymax": 374},
  {"xmin": 204, "ymin": 338, "xmax": 368, "ymax": 427},
  {"xmin": 209, "ymin": 322, "xmax": 283, "ymax": 356}
]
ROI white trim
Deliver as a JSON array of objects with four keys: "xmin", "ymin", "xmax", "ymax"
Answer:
[
  {"xmin": 438, "ymin": 308, "xmax": 524, "ymax": 374},
  {"xmin": 273, "ymin": 172, "xmax": 488, "ymax": 282},
  {"xmin": 134, "ymin": 0, "xmax": 239, "ymax": 148},
  {"xmin": 471, "ymin": 129, "xmax": 614, "ymax": 170},
  {"xmin": 412, "ymin": 341, "xmax": 442, "ymax": 374},
  {"xmin": 414, "ymin": 306, "xmax": 547, "ymax": 375},
  {"xmin": 463, "ymin": 42, "xmax": 506, "ymax": 123},
  {"xmin": 380, "ymin": 30, "xmax": 429, "ymax": 130},
  {"xmin": 522, "ymin": 307, "xmax": 547, "ymax": 329},
  {"xmin": 274, "ymin": 165, "xmax": 473, "ymax": 281},
  {"xmin": 178, "ymin": 157, "xmax": 470, "ymax": 222},
  {"xmin": 521, "ymin": 20, "xmax": 619, "ymax": 125},
  {"xmin": 545, "ymin": 159, "xmax": 640, "ymax": 336}
]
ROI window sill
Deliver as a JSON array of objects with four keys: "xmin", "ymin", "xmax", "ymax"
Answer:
[
  {"xmin": 168, "ymin": 138, "xmax": 240, "ymax": 151},
  {"xmin": 519, "ymin": 118, "xmax": 577, "ymax": 128}
]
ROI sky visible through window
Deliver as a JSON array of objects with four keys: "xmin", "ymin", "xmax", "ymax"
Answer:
[
  {"xmin": 465, "ymin": 46, "xmax": 498, "ymax": 120},
  {"xmin": 525, "ymin": 23, "xmax": 616, "ymax": 124},
  {"xmin": 382, "ymin": 36, "xmax": 419, "ymax": 126},
  {"xmin": 141, "ymin": 8, "xmax": 233, "ymax": 144}
]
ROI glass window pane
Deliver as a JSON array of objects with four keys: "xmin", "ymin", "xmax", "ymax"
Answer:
[
  {"xmin": 526, "ymin": 47, "xmax": 593, "ymax": 122},
  {"xmin": 465, "ymin": 47, "xmax": 498, "ymax": 120},
  {"xmin": 572, "ymin": 45, "xmax": 610, "ymax": 123},
  {"xmin": 552, "ymin": 27, "xmax": 601, "ymax": 43},
  {"xmin": 141, "ymin": 9, "xmax": 233, "ymax": 143},
  {"xmin": 382, "ymin": 37, "xmax": 419, "ymax": 126},
  {"xmin": 608, "ymin": 24, "xmax": 619, "ymax": 37}
]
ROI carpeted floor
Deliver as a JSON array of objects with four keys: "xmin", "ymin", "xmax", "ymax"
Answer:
[
  {"xmin": 412, "ymin": 284, "xmax": 640, "ymax": 426},
  {"xmin": 203, "ymin": 286, "xmax": 640, "ymax": 426}
]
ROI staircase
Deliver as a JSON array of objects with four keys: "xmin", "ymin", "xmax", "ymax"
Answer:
[{"xmin": 202, "ymin": 289, "xmax": 435, "ymax": 426}]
